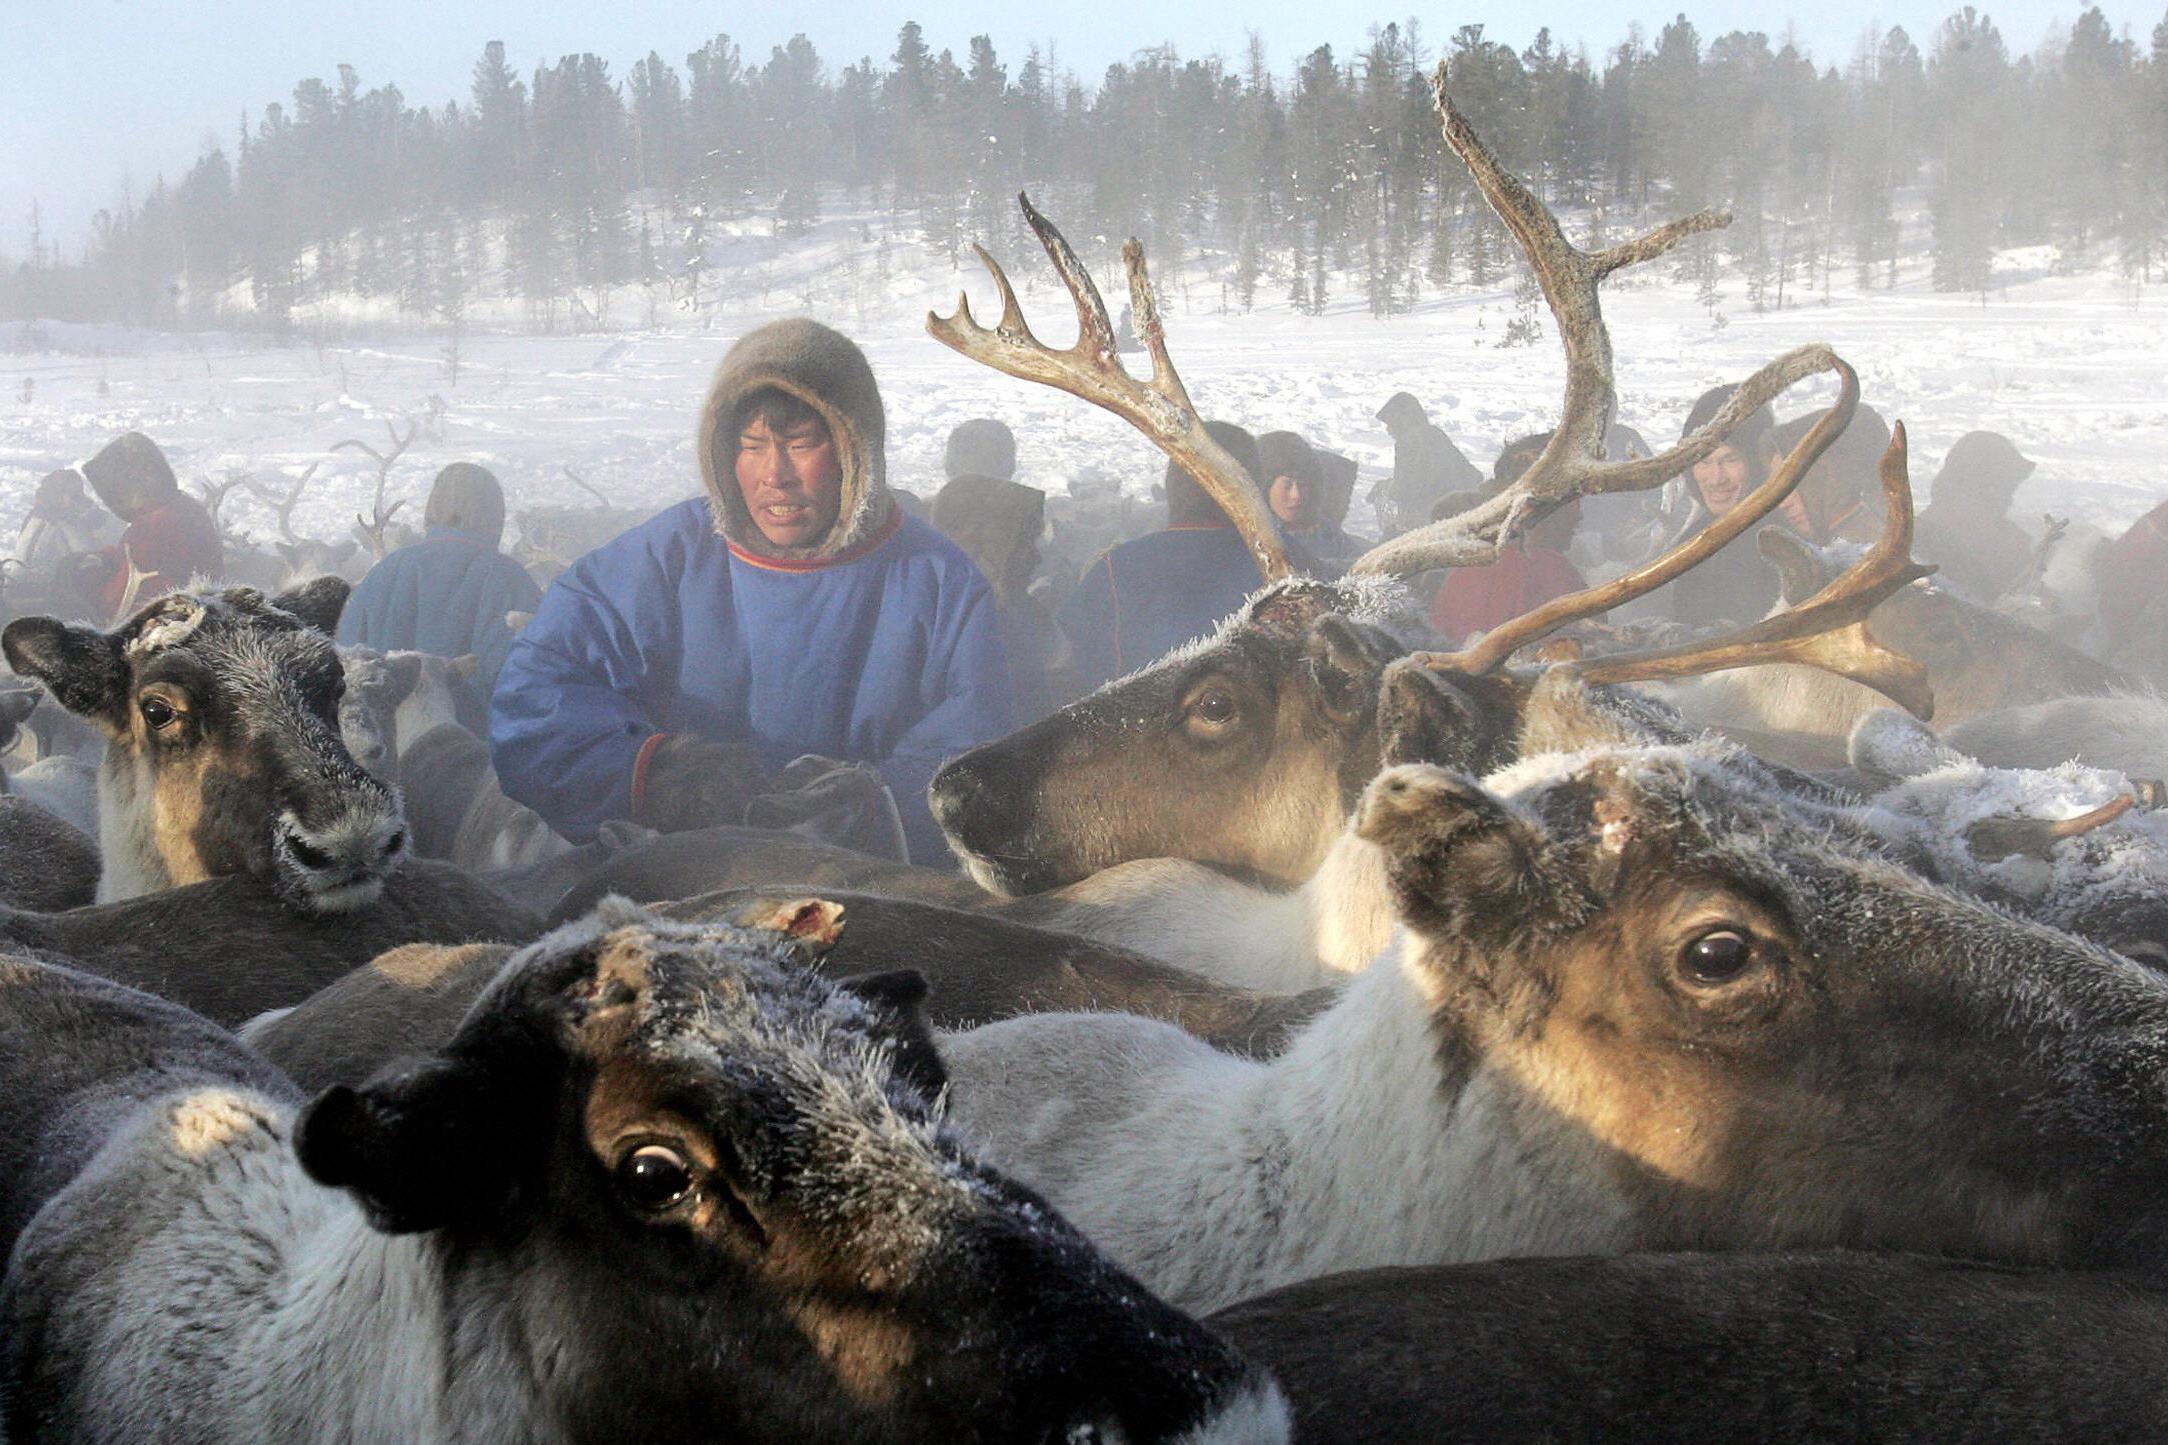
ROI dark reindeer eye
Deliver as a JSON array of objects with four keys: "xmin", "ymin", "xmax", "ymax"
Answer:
[
  {"xmin": 1188, "ymin": 690, "xmax": 1238, "ymax": 728},
  {"xmin": 1680, "ymin": 929, "xmax": 1755, "ymax": 985},
  {"xmin": 139, "ymin": 696, "xmax": 178, "ymax": 730},
  {"xmin": 615, "ymin": 1144, "xmax": 694, "ymax": 1212}
]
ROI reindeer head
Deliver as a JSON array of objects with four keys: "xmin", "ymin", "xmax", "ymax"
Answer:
[
  {"xmin": 336, "ymin": 646, "xmax": 424, "ymax": 781},
  {"xmin": 1360, "ymin": 745, "xmax": 2168, "ymax": 1269},
  {"xmin": 932, "ymin": 576, "xmax": 1528, "ymax": 893},
  {"xmin": 2, "ymin": 580, "xmax": 408, "ymax": 913},
  {"xmin": 296, "ymin": 903, "xmax": 1284, "ymax": 1443}
]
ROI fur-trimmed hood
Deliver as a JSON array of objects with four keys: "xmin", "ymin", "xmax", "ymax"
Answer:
[{"xmin": 696, "ymin": 319, "xmax": 894, "ymax": 563}]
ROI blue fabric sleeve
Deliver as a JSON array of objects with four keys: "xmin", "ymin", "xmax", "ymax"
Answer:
[
  {"xmin": 876, "ymin": 577, "xmax": 1017, "ymax": 865},
  {"xmin": 488, "ymin": 550, "xmax": 676, "ymax": 844}
]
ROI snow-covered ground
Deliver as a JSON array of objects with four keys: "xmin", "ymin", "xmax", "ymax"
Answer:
[{"xmin": 3, "ymin": 209, "xmax": 2164, "ymax": 551}]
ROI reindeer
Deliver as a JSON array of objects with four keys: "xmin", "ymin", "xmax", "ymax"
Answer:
[
  {"xmin": 0, "ymin": 907, "xmax": 1287, "ymax": 1443},
  {"xmin": 1211, "ymin": 1252, "xmax": 2168, "ymax": 1442},
  {"xmin": 942, "ymin": 739, "xmax": 2168, "ymax": 1313},
  {"xmin": 0, "ymin": 857, "xmax": 541, "ymax": 1028},
  {"xmin": 250, "ymin": 888, "xmax": 1332, "ymax": 1094},
  {"xmin": 1945, "ymin": 692, "xmax": 2168, "ymax": 797},
  {"xmin": 336, "ymin": 645, "xmax": 424, "ymax": 780},
  {"xmin": 925, "ymin": 77, "xmax": 1931, "ymax": 900},
  {"xmin": 2, "ymin": 580, "xmax": 408, "ymax": 913},
  {"xmin": 335, "ymin": 417, "xmax": 418, "ymax": 560},
  {"xmin": 1664, "ymin": 526, "xmax": 2136, "ymax": 742}
]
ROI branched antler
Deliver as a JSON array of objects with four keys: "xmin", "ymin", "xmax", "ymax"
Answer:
[
  {"xmin": 244, "ymin": 461, "xmax": 322, "ymax": 545},
  {"xmin": 1348, "ymin": 64, "xmax": 1849, "ymax": 577},
  {"xmin": 335, "ymin": 419, "xmax": 418, "ymax": 559},
  {"xmin": 194, "ymin": 470, "xmax": 251, "ymax": 532},
  {"xmin": 928, "ymin": 194, "xmax": 1290, "ymax": 582}
]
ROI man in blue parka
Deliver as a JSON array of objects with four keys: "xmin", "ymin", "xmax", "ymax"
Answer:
[
  {"xmin": 489, "ymin": 318, "xmax": 1015, "ymax": 865},
  {"xmin": 1059, "ymin": 420, "xmax": 1293, "ymax": 692},
  {"xmin": 337, "ymin": 462, "xmax": 542, "ymax": 717}
]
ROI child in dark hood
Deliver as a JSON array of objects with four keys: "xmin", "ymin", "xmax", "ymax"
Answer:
[
  {"xmin": 77, "ymin": 431, "xmax": 223, "ymax": 621},
  {"xmin": 336, "ymin": 462, "xmax": 542, "ymax": 708},
  {"xmin": 1258, "ymin": 430, "xmax": 1364, "ymax": 576},
  {"xmin": 1916, "ymin": 431, "xmax": 2038, "ymax": 602},
  {"xmin": 490, "ymin": 320, "xmax": 1016, "ymax": 864}
]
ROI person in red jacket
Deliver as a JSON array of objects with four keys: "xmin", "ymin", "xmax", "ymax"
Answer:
[
  {"xmin": 77, "ymin": 432, "xmax": 223, "ymax": 621},
  {"xmin": 1429, "ymin": 433, "xmax": 1591, "ymax": 646},
  {"xmin": 2095, "ymin": 498, "xmax": 2168, "ymax": 656}
]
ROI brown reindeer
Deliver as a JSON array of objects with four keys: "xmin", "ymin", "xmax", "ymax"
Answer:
[
  {"xmin": 924, "ymin": 80, "xmax": 1929, "ymax": 897},
  {"xmin": 250, "ymin": 887, "xmax": 1331, "ymax": 1092},
  {"xmin": 2, "ymin": 580, "xmax": 409, "ymax": 913},
  {"xmin": 0, "ymin": 857, "xmax": 540, "ymax": 1027}
]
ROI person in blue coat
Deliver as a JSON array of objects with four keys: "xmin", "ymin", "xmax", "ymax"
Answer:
[
  {"xmin": 336, "ymin": 462, "xmax": 542, "ymax": 722},
  {"xmin": 489, "ymin": 318, "xmax": 1015, "ymax": 865},
  {"xmin": 1058, "ymin": 421, "xmax": 1291, "ymax": 692}
]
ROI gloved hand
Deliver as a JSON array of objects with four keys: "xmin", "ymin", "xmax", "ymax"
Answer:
[{"xmin": 632, "ymin": 735, "xmax": 772, "ymax": 833}]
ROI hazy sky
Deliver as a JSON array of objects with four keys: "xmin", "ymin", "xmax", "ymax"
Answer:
[{"xmin": 6, "ymin": 1, "xmax": 2157, "ymax": 253}]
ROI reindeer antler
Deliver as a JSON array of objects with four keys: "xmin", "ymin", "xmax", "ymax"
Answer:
[
  {"xmin": 564, "ymin": 466, "xmax": 611, "ymax": 508},
  {"xmin": 1566, "ymin": 424, "xmax": 1940, "ymax": 715},
  {"xmin": 1965, "ymin": 792, "xmax": 2138, "ymax": 862},
  {"xmin": 195, "ymin": 470, "xmax": 250, "ymax": 532},
  {"xmin": 928, "ymin": 193, "xmax": 1290, "ymax": 582},
  {"xmin": 335, "ymin": 419, "xmax": 418, "ymax": 560},
  {"xmin": 244, "ymin": 461, "xmax": 322, "ymax": 545},
  {"xmin": 1348, "ymin": 64, "xmax": 1850, "ymax": 577}
]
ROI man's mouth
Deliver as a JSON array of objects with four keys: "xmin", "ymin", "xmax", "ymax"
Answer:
[{"xmin": 761, "ymin": 503, "xmax": 811, "ymax": 523}]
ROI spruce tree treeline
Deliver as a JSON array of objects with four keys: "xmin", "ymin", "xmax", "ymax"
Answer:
[{"xmin": 8, "ymin": 9, "xmax": 2167, "ymax": 334}]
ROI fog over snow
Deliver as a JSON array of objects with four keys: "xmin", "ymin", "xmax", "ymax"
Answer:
[{"xmin": 3, "ymin": 206, "xmax": 2163, "ymax": 553}]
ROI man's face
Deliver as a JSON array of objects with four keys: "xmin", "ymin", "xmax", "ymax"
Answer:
[
  {"xmin": 736, "ymin": 413, "xmax": 844, "ymax": 548},
  {"xmin": 1690, "ymin": 444, "xmax": 1754, "ymax": 516},
  {"xmin": 1267, "ymin": 474, "xmax": 1314, "ymax": 527}
]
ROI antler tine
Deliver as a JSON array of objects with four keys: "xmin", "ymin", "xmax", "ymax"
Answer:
[
  {"xmin": 1019, "ymin": 192, "xmax": 1120, "ymax": 361},
  {"xmin": 1966, "ymin": 793, "xmax": 2136, "ymax": 862},
  {"xmin": 1423, "ymin": 358, "xmax": 1860, "ymax": 678},
  {"xmin": 1569, "ymin": 420, "xmax": 1940, "ymax": 716},
  {"xmin": 928, "ymin": 195, "xmax": 1291, "ymax": 581},
  {"xmin": 1123, "ymin": 239, "xmax": 1191, "ymax": 409}
]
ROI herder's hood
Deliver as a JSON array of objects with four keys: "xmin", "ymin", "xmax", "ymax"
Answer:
[{"xmin": 697, "ymin": 319, "xmax": 894, "ymax": 563}]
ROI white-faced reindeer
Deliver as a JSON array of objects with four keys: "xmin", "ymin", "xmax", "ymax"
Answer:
[
  {"xmin": 0, "ymin": 907, "xmax": 1286, "ymax": 1443},
  {"xmin": 926, "ymin": 83, "xmax": 1929, "ymax": 900},
  {"xmin": 943, "ymin": 739, "xmax": 2168, "ymax": 1314},
  {"xmin": 2, "ymin": 580, "xmax": 409, "ymax": 913}
]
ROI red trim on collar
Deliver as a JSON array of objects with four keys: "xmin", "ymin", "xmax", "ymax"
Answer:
[
  {"xmin": 725, "ymin": 507, "xmax": 903, "ymax": 572},
  {"xmin": 629, "ymin": 732, "xmax": 671, "ymax": 820}
]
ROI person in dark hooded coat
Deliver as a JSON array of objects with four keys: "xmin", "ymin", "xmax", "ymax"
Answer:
[
  {"xmin": 1657, "ymin": 386, "xmax": 1805, "ymax": 629},
  {"xmin": 1258, "ymin": 430, "xmax": 1364, "ymax": 576},
  {"xmin": 1916, "ymin": 431, "xmax": 2038, "ymax": 602},
  {"xmin": 933, "ymin": 420, "xmax": 1064, "ymax": 722},
  {"xmin": 1057, "ymin": 421, "xmax": 1287, "ymax": 692},
  {"xmin": 77, "ymin": 432, "xmax": 223, "ymax": 621},
  {"xmin": 1370, "ymin": 392, "xmax": 1483, "ymax": 539},
  {"xmin": 489, "ymin": 319, "xmax": 1014, "ymax": 865},
  {"xmin": 335, "ymin": 462, "xmax": 542, "ymax": 706}
]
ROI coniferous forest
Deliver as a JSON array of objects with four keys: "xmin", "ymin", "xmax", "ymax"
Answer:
[{"xmin": 8, "ymin": 8, "xmax": 2168, "ymax": 336}]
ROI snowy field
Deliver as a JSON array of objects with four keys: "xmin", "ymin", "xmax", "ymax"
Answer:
[{"xmin": 4, "ymin": 210, "xmax": 2166, "ymax": 552}]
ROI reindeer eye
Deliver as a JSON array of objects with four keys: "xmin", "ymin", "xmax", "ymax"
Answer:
[
  {"xmin": 139, "ymin": 696, "xmax": 178, "ymax": 730},
  {"xmin": 615, "ymin": 1144, "xmax": 694, "ymax": 1212},
  {"xmin": 1680, "ymin": 928, "xmax": 1755, "ymax": 985},
  {"xmin": 1187, "ymin": 690, "xmax": 1238, "ymax": 728}
]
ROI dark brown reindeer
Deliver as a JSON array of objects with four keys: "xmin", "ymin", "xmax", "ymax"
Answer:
[
  {"xmin": 926, "ymin": 83, "xmax": 1928, "ymax": 896},
  {"xmin": 2, "ymin": 580, "xmax": 409, "ymax": 913}
]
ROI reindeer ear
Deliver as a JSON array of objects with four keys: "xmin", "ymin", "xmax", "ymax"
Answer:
[
  {"xmin": 1848, "ymin": 708, "xmax": 1965, "ymax": 788},
  {"xmin": 296, "ymin": 1047, "xmax": 547, "ymax": 1234},
  {"xmin": 1357, "ymin": 764, "xmax": 1547, "ymax": 937},
  {"xmin": 835, "ymin": 968, "xmax": 948, "ymax": 1100},
  {"xmin": 1303, "ymin": 615, "xmax": 1394, "ymax": 725},
  {"xmin": 274, "ymin": 575, "xmax": 351, "ymax": 636},
  {"xmin": 1757, "ymin": 529, "xmax": 1831, "ymax": 607},
  {"xmin": 1376, "ymin": 657, "xmax": 1510, "ymax": 769},
  {"xmin": 3, "ymin": 618, "xmax": 126, "ymax": 726}
]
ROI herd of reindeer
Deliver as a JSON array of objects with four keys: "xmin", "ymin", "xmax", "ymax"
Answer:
[{"xmin": 3, "ymin": 69, "xmax": 2168, "ymax": 1443}]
